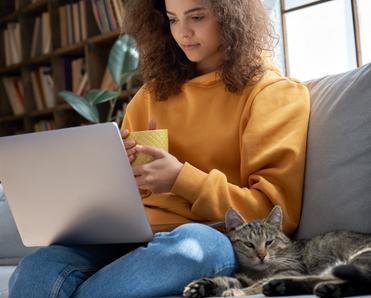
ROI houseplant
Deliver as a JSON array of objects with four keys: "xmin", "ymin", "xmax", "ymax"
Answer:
[{"xmin": 58, "ymin": 34, "xmax": 139, "ymax": 124}]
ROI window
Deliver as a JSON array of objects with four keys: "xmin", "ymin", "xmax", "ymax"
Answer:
[
  {"xmin": 284, "ymin": 0, "xmax": 356, "ymax": 80},
  {"xmin": 284, "ymin": 0, "xmax": 319, "ymax": 10},
  {"xmin": 357, "ymin": 0, "xmax": 371, "ymax": 64},
  {"xmin": 264, "ymin": 0, "xmax": 286, "ymax": 74},
  {"xmin": 268, "ymin": 0, "xmax": 371, "ymax": 80}
]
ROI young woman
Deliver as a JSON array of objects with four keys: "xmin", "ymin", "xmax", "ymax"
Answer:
[{"xmin": 9, "ymin": 0, "xmax": 310, "ymax": 297}]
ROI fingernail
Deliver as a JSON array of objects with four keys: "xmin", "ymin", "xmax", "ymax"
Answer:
[{"xmin": 126, "ymin": 140, "xmax": 135, "ymax": 146}]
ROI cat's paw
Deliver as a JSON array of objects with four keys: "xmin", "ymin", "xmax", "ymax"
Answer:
[
  {"xmin": 221, "ymin": 288, "xmax": 245, "ymax": 297},
  {"xmin": 314, "ymin": 282, "xmax": 342, "ymax": 298},
  {"xmin": 262, "ymin": 279, "xmax": 288, "ymax": 296},
  {"xmin": 183, "ymin": 278, "xmax": 217, "ymax": 298}
]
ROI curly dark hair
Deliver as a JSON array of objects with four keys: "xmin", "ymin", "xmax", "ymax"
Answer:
[{"xmin": 124, "ymin": 0, "xmax": 275, "ymax": 100}]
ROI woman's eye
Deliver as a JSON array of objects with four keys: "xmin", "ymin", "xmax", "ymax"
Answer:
[
  {"xmin": 168, "ymin": 18, "xmax": 177, "ymax": 24},
  {"xmin": 192, "ymin": 15, "xmax": 205, "ymax": 21},
  {"xmin": 265, "ymin": 240, "xmax": 273, "ymax": 246}
]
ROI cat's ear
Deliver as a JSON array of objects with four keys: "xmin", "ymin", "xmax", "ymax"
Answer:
[
  {"xmin": 265, "ymin": 205, "xmax": 283, "ymax": 230},
  {"xmin": 225, "ymin": 208, "xmax": 245, "ymax": 232}
]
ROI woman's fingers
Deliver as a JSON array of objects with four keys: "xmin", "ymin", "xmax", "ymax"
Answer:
[
  {"xmin": 121, "ymin": 128, "xmax": 129, "ymax": 138},
  {"xmin": 135, "ymin": 145, "xmax": 164, "ymax": 159},
  {"xmin": 124, "ymin": 140, "xmax": 136, "ymax": 150}
]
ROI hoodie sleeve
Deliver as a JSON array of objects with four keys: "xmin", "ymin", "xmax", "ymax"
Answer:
[{"xmin": 171, "ymin": 79, "xmax": 310, "ymax": 235}]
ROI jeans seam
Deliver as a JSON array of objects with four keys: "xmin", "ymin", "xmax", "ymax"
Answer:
[{"xmin": 49, "ymin": 265, "xmax": 97, "ymax": 298}]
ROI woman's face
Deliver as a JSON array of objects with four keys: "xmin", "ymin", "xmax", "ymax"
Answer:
[{"xmin": 165, "ymin": 0, "xmax": 222, "ymax": 74}]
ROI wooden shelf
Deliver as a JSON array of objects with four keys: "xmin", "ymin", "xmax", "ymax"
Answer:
[
  {"xmin": 89, "ymin": 30, "xmax": 121, "ymax": 45},
  {"xmin": 0, "ymin": 64, "xmax": 23, "ymax": 75},
  {"xmin": 0, "ymin": 11, "xmax": 19, "ymax": 25},
  {"xmin": 29, "ymin": 108, "xmax": 54, "ymax": 117},
  {"xmin": 0, "ymin": 0, "xmax": 137, "ymax": 137},
  {"xmin": 27, "ymin": 54, "xmax": 52, "ymax": 66},
  {"xmin": 23, "ymin": 0, "xmax": 48, "ymax": 15},
  {"xmin": 0, "ymin": 114, "xmax": 25, "ymax": 123},
  {"xmin": 54, "ymin": 43, "xmax": 85, "ymax": 56}
]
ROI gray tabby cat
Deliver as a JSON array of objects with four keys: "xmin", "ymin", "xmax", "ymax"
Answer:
[{"xmin": 183, "ymin": 206, "xmax": 371, "ymax": 297}]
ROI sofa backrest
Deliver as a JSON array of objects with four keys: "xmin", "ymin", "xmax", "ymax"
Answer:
[{"xmin": 295, "ymin": 63, "xmax": 371, "ymax": 239}]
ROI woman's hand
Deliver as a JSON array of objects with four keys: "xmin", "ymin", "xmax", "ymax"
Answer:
[
  {"xmin": 121, "ymin": 129, "xmax": 137, "ymax": 164},
  {"xmin": 132, "ymin": 145, "xmax": 183, "ymax": 193},
  {"xmin": 121, "ymin": 120, "xmax": 157, "ymax": 164}
]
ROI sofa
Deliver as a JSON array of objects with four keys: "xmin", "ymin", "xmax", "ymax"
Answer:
[{"xmin": 1, "ymin": 62, "xmax": 371, "ymax": 298}]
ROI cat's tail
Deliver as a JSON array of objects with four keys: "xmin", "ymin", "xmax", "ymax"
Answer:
[{"xmin": 332, "ymin": 264, "xmax": 371, "ymax": 283}]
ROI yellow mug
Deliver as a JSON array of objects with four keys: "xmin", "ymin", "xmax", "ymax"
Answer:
[{"xmin": 126, "ymin": 129, "xmax": 168, "ymax": 166}]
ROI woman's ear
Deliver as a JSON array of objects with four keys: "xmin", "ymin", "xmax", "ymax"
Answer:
[{"xmin": 225, "ymin": 208, "xmax": 245, "ymax": 232}]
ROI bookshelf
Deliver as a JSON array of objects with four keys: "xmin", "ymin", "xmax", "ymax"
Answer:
[{"xmin": 0, "ymin": 0, "xmax": 135, "ymax": 136}]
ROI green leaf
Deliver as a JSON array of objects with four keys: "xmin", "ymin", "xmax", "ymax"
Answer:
[
  {"xmin": 86, "ymin": 89, "xmax": 120, "ymax": 104},
  {"xmin": 59, "ymin": 91, "xmax": 100, "ymax": 123},
  {"xmin": 121, "ymin": 70, "xmax": 137, "ymax": 86},
  {"xmin": 108, "ymin": 34, "xmax": 139, "ymax": 86}
]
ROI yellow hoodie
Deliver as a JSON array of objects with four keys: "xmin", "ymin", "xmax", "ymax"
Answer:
[{"xmin": 122, "ymin": 65, "xmax": 310, "ymax": 235}]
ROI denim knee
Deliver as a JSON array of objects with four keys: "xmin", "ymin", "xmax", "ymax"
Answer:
[
  {"xmin": 162, "ymin": 223, "xmax": 237, "ymax": 276},
  {"xmin": 9, "ymin": 246, "xmax": 97, "ymax": 298},
  {"xmin": 9, "ymin": 249, "xmax": 49, "ymax": 297}
]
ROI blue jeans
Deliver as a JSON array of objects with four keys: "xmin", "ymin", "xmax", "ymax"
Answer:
[{"xmin": 9, "ymin": 223, "xmax": 237, "ymax": 298}]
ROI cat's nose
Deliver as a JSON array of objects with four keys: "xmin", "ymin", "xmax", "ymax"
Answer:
[{"xmin": 257, "ymin": 250, "xmax": 266, "ymax": 261}]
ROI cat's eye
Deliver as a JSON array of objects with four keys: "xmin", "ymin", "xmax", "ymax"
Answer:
[
  {"xmin": 265, "ymin": 240, "xmax": 274, "ymax": 246},
  {"xmin": 245, "ymin": 242, "xmax": 255, "ymax": 249}
]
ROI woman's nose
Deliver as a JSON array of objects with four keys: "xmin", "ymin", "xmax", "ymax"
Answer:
[{"xmin": 179, "ymin": 23, "xmax": 193, "ymax": 38}]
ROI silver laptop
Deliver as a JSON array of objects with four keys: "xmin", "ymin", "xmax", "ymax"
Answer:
[{"xmin": 0, "ymin": 122, "xmax": 153, "ymax": 247}]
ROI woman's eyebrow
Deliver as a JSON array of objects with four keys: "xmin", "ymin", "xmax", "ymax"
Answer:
[{"xmin": 167, "ymin": 7, "xmax": 207, "ymax": 16}]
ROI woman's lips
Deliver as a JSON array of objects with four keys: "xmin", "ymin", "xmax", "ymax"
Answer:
[{"xmin": 182, "ymin": 44, "xmax": 200, "ymax": 50}]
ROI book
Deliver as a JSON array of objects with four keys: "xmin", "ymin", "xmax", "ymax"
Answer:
[
  {"xmin": 6, "ymin": 23, "xmax": 22, "ymax": 64},
  {"xmin": 92, "ymin": 0, "xmax": 103, "ymax": 33},
  {"xmin": 38, "ymin": 67, "xmax": 55, "ymax": 108},
  {"xmin": 104, "ymin": 0, "xmax": 117, "ymax": 30},
  {"xmin": 116, "ymin": 0, "xmax": 126, "ymax": 24},
  {"xmin": 98, "ymin": 0, "xmax": 111, "ymax": 32},
  {"xmin": 42, "ymin": 12, "xmax": 51, "ymax": 54},
  {"xmin": 31, "ymin": 16, "xmax": 42, "ymax": 57},
  {"xmin": 31, "ymin": 70, "xmax": 46, "ymax": 110},
  {"xmin": 15, "ymin": 0, "xmax": 21, "ymax": 10},
  {"xmin": 72, "ymin": 2, "xmax": 81, "ymax": 43},
  {"xmin": 2, "ymin": 77, "xmax": 25, "ymax": 115},
  {"xmin": 3, "ymin": 24, "xmax": 22, "ymax": 65},
  {"xmin": 3, "ymin": 29, "xmax": 11, "ymax": 66},
  {"xmin": 79, "ymin": 0, "xmax": 88, "ymax": 40},
  {"xmin": 34, "ymin": 120, "xmax": 55, "ymax": 131},
  {"xmin": 76, "ymin": 72, "xmax": 88, "ymax": 96},
  {"xmin": 13, "ymin": 78, "xmax": 25, "ymax": 108},
  {"xmin": 14, "ymin": 23, "xmax": 22, "ymax": 60},
  {"xmin": 71, "ymin": 57, "xmax": 86, "ymax": 93},
  {"xmin": 59, "ymin": 6, "xmax": 68, "ymax": 47},
  {"xmin": 111, "ymin": 0, "xmax": 123, "ymax": 30},
  {"xmin": 66, "ymin": 4, "xmax": 74, "ymax": 45}
]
